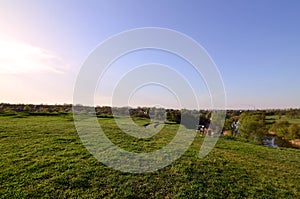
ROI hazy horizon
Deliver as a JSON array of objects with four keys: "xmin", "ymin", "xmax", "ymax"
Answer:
[{"xmin": 1, "ymin": 101, "xmax": 298, "ymax": 111}]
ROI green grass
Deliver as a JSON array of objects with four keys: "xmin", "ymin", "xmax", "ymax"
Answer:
[
  {"xmin": 283, "ymin": 117, "xmax": 300, "ymax": 126},
  {"xmin": 265, "ymin": 115, "xmax": 300, "ymax": 126},
  {"xmin": 0, "ymin": 114, "xmax": 300, "ymax": 198}
]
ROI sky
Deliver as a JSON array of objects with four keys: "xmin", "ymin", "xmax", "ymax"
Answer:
[{"xmin": 0, "ymin": 0, "xmax": 300, "ymax": 109}]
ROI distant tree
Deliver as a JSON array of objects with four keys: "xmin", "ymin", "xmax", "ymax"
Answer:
[
  {"xmin": 239, "ymin": 119, "xmax": 257, "ymax": 139},
  {"xmin": 23, "ymin": 105, "xmax": 31, "ymax": 112},
  {"xmin": 150, "ymin": 108, "xmax": 165, "ymax": 121},
  {"xmin": 286, "ymin": 109, "xmax": 300, "ymax": 119},
  {"xmin": 198, "ymin": 114, "xmax": 210, "ymax": 128},
  {"xmin": 205, "ymin": 111, "xmax": 212, "ymax": 121},
  {"xmin": 210, "ymin": 111, "xmax": 226, "ymax": 133},
  {"xmin": 113, "ymin": 107, "xmax": 129, "ymax": 116},
  {"xmin": 166, "ymin": 109, "xmax": 181, "ymax": 123},
  {"xmin": 3, "ymin": 107, "xmax": 14, "ymax": 114},
  {"xmin": 287, "ymin": 124, "xmax": 300, "ymax": 140},
  {"xmin": 223, "ymin": 116, "xmax": 234, "ymax": 131},
  {"xmin": 239, "ymin": 112, "xmax": 267, "ymax": 142},
  {"xmin": 181, "ymin": 111, "xmax": 198, "ymax": 129},
  {"xmin": 270, "ymin": 120, "xmax": 290, "ymax": 138}
]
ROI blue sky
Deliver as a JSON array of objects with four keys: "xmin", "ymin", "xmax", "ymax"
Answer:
[{"xmin": 0, "ymin": 0, "xmax": 300, "ymax": 109}]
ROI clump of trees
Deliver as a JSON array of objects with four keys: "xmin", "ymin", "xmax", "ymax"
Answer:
[
  {"xmin": 2, "ymin": 103, "xmax": 300, "ymax": 142},
  {"xmin": 0, "ymin": 103, "xmax": 72, "ymax": 113},
  {"xmin": 223, "ymin": 109, "xmax": 300, "ymax": 144},
  {"xmin": 166, "ymin": 109, "xmax": 181, "ymax": 123},
  {"xmin": 129, "ymin": 107, "xmax": 150, "ymax": 118},
  {"xmin": 223, "ymin": 110, "xmax": 243, "ymax": 132},
  {"xmin": 238, "ymin": 111, "xmax": 267, "ymax": 143},
  {"xmin": 270, "ymin": 120, "xmax": 300, "ymax": 140}
]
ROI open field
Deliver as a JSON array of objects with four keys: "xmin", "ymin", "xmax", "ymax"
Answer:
[
  {"xmin": 1, "ymin": 113, "xmax": 300, "ymax": 198},
  {"xmin": 265, "ymin": 115, "xmax": 300, "ymax": 126}
]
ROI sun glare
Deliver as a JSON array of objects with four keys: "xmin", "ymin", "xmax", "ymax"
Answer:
[{"xmin": 0, "ymin": 37, "xmax": 67, "ymax": 74}]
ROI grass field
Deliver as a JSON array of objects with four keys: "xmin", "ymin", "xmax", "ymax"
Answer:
[
  {"xmin": 1, "ymin": 113, "xmax": 300, "ymax": 198},
  {"xmin": 265, "ymin": 115, "xmax": 300, "ymax": 126}
]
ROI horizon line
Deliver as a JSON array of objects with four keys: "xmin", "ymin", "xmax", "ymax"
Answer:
[{"xmin": 1, "ymin": 102, "xmax": 299, "ymax": 111}]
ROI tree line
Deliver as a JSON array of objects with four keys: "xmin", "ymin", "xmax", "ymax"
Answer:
[{"xmin": 1, "ymin": 103, "xmax": 300, "ymax": 143}]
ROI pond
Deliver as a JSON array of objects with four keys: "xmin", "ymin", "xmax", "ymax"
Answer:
[{"xmin": 262, "ymin": 135, "xmax": 299, "ymax": 149}]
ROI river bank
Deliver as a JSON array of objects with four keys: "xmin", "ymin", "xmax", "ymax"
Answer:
[{"xmin": 223, "ymin": 130, "xmax": 300, "ymax": 149}]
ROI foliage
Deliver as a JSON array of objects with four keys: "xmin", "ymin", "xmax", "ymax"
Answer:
[
  {"xmin": 199, "ymin": 114, "xmax": 211, "ymax": 128},
  {"xmin": 270, "ymin": 120, "xmax": 290, "ymax": 138},
  {"xmin": 149, "ymin": 107, "xmax": 165, "ymax": 121},
  {"xmin": 239, "ymin": 112, "xmax": 267, "ymax": 142},
  {"xmin": 180, "ymin": 110, "xmax": 198, "ymax": 129},
  {"xmin": 166, "ymin": 109, "xmax": 181, "ymax": 123},
  {"xmin": 288, "ymin": 124, "xmax": 300, "ymax": 139},
  {"xmin": 223, "ymin": 115, "xmax": 234, "ymax": 131},
  {"xmin": 286, "ymin": 109, "xmax": 300, "ymax": 119},
  {"xmin": 23, "ymin": 105, "xmax": 31, "ymax": 112}
]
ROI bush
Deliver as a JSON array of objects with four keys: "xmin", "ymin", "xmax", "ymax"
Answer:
[
  {"xmin": 239, "ymin": 112, "xmax": 267, "ymax": 142},
  {"xmin": 287, "ymin": 124, "xmax": 300, "ymax": 139},
  {"xmin": 270, "ymin": 120, "xmax": 290, "ymax": 138}
]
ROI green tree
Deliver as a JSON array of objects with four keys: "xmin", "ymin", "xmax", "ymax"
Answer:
[
  {"xmin": 166, "ymin": 109, "xmax": 181, "ymax": 123},
  {"xmin": 270, "ymin": 120, "xmax": 290, "ymax": 138},
  {"xmin": 23, "ymin": 105, "xmax": 31, "ymax": 112},
  {"xmin": 181, "ymin": 111, "xmax": 198, "ymax": 129},
  {"xmin": 239, "ymin": 112, "xmax": 267, "ymax": 142},
  {"xmin": 223, "ymin": 115, "xmax": 234, "ymax": 131},
  {"xmin": 286, "ymin": 109, "xmax": 300, "ymax": 119},
  {"xmin": 287, "ymin": 124, "xmax": 300, "ymax": 140}
]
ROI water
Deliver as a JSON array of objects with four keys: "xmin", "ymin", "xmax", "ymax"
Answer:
[
  {"xmin": 262, "ymin": 136, "xmax": 278, "ymax": 148},
  {"xmin": 262, "ymin": 135, "xmax": 298, "ymax": 149}
]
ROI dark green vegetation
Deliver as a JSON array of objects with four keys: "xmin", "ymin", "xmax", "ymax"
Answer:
[
  {"xmin": 266, "ymin": 114, "xmax": 300, "ymax": 137},
  {"xmin": 1, "ymin": 113, "xmax": 300, "ymax": 198},
  {"xmin": 2, "ymin": 103, "xmax": 300, "ymax": 145},
  {"xmin": 223, "ymin": 110, "xmax": 300, "ymax": 148}
]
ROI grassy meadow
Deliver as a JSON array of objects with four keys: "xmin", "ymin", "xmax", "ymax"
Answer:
[
  {"xmin": 0, "ymin": 113, "xmax": 300, "ymax": 198},
  {"xmin": 265, "ymin": 115, "xmax": 300, "ymax": 126}
]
